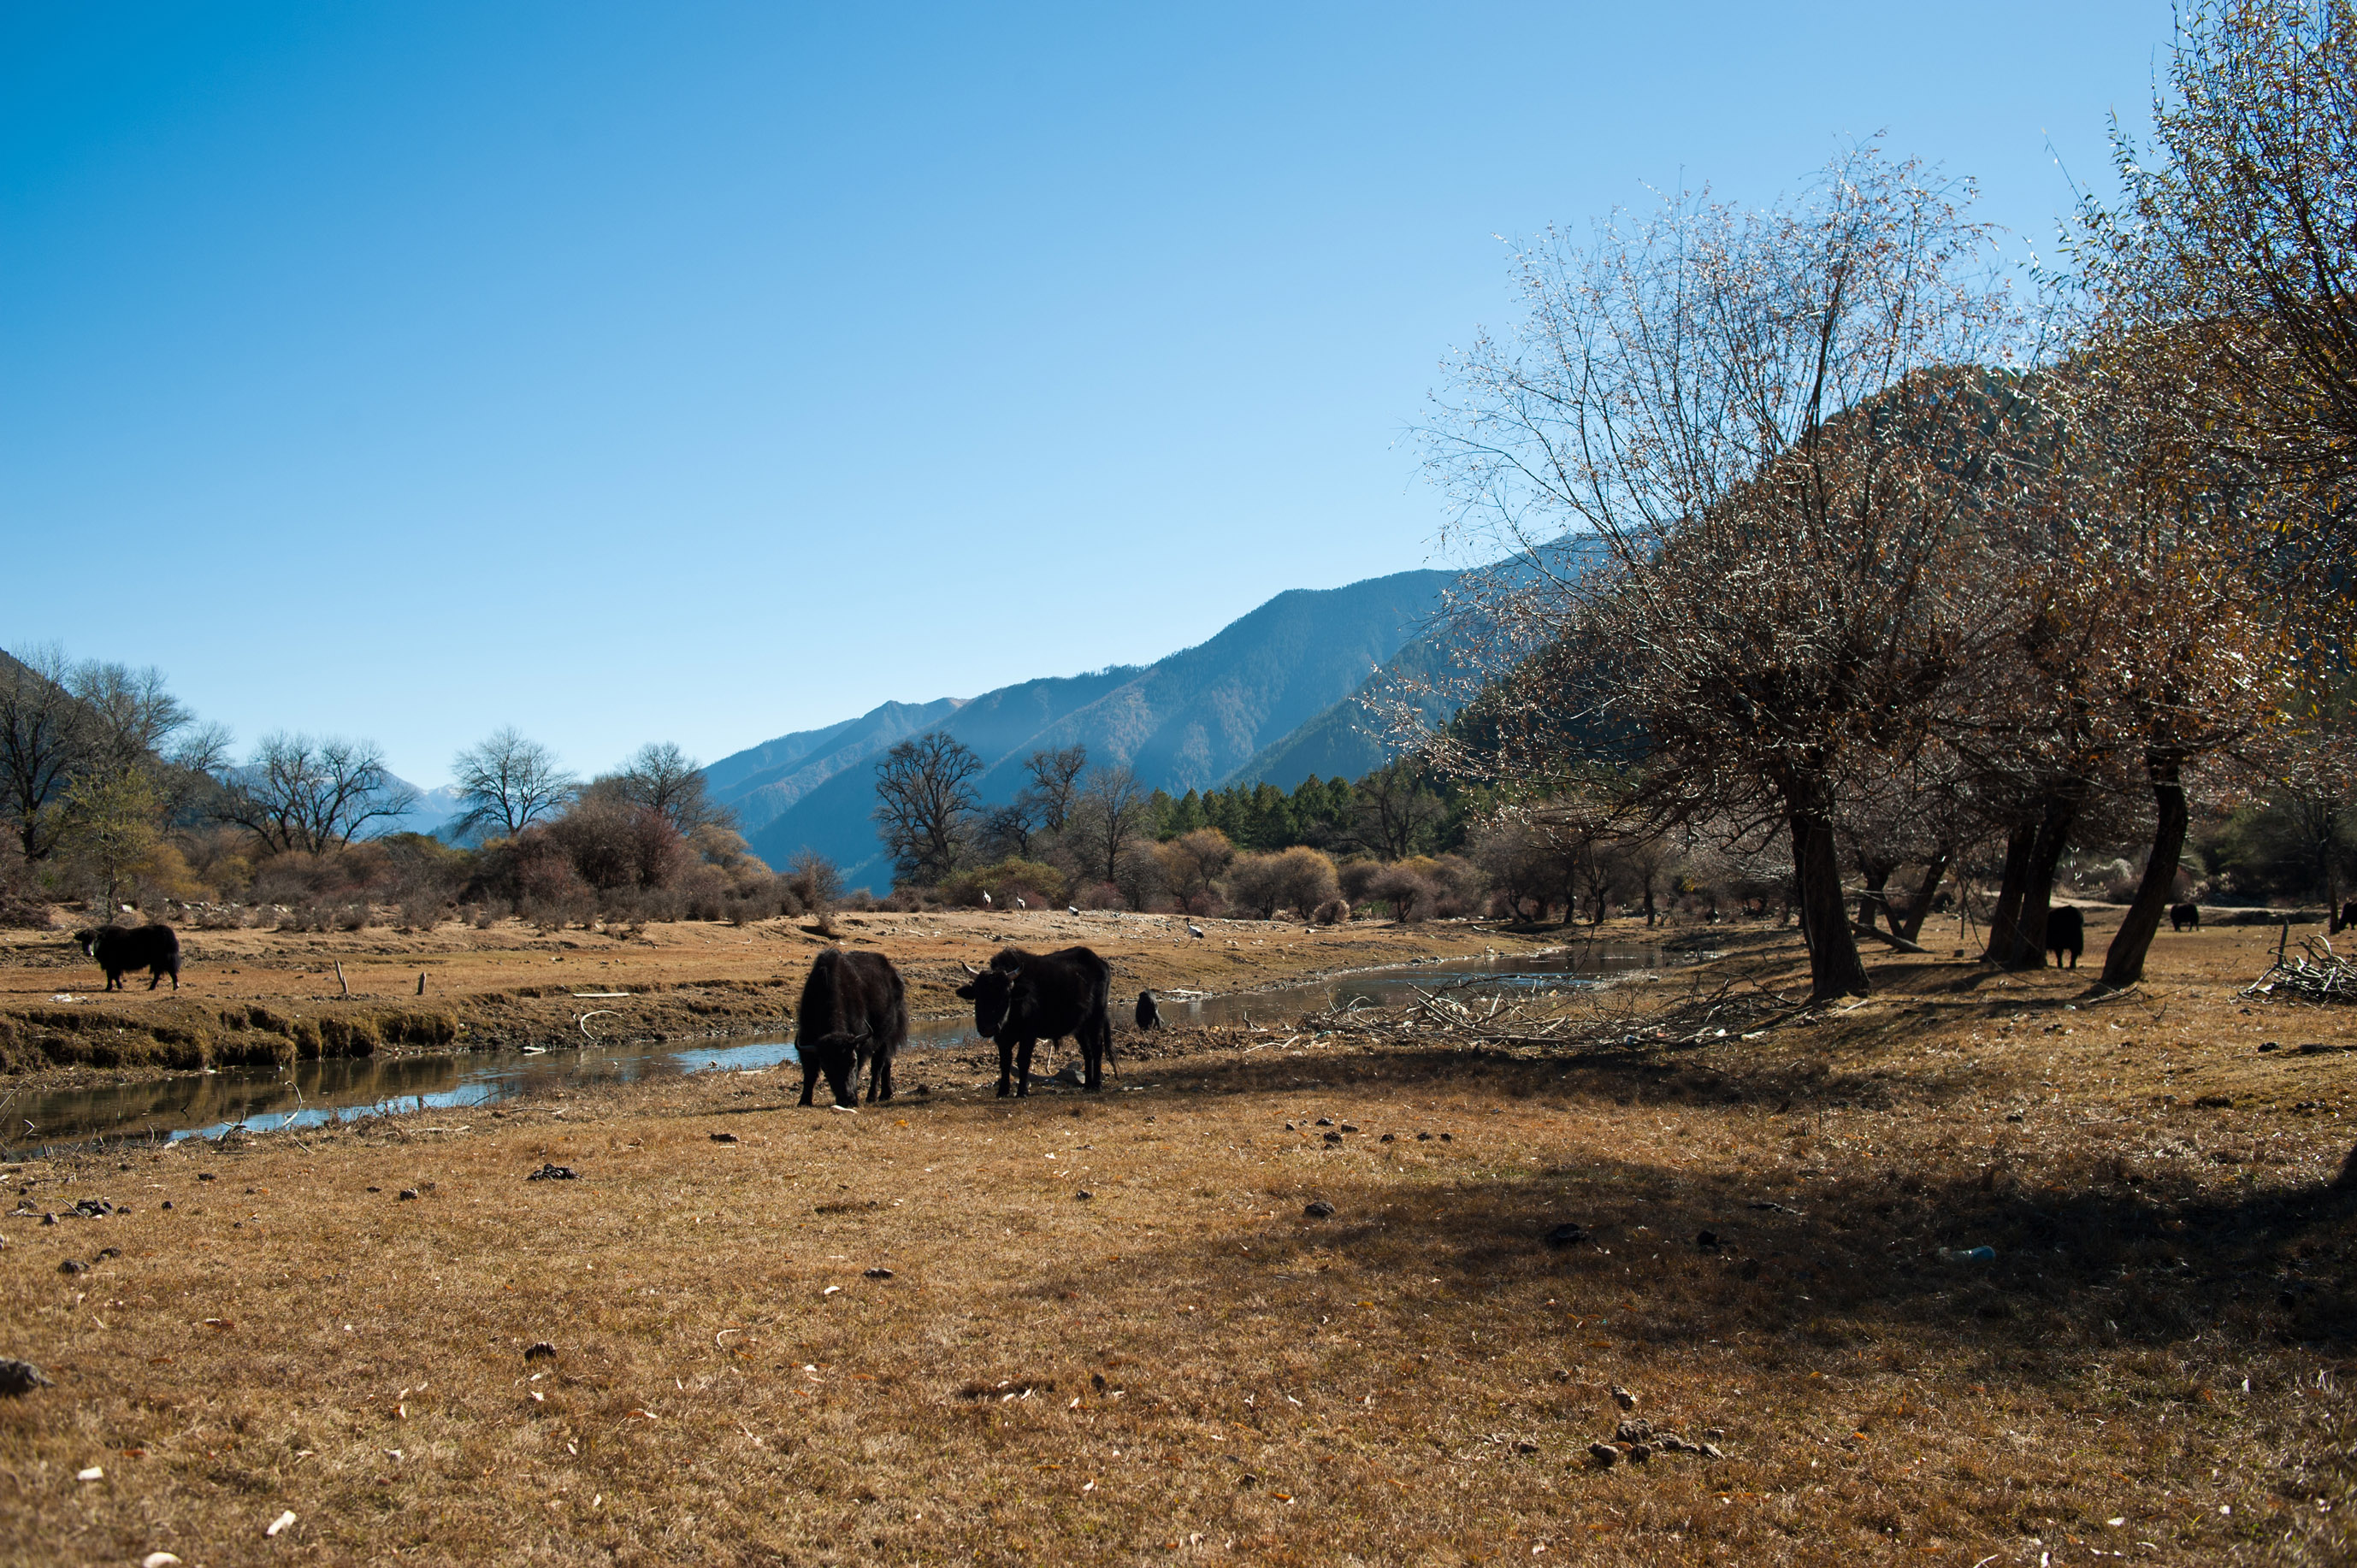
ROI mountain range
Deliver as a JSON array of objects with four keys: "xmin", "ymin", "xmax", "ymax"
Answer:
[{"xmin": 703, "ymin": 567, "xmax": 1466, "ymax": 890}]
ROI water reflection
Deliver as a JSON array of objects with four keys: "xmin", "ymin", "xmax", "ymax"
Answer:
[{"xmin": 3, "ymin": 942, "xmax": 1663, "ymax": 1156}]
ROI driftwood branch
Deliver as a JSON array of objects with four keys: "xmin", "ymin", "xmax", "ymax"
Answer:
[{"xmin": 1849, "ymin": 922, "xmax": 1927, "ymax": 955}]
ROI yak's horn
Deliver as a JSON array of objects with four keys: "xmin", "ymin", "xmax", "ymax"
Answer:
[{"xmin": 959, "ymin": 960, "xmax": 983, "ymax": 976}]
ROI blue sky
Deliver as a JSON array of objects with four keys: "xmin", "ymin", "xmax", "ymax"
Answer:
[{"xmin": 3, "ymin": 2, "xmax": 2171, "ymax": 788}]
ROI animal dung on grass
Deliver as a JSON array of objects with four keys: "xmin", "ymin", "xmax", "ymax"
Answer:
[
  {"xmin": 523, "ymin": 1342, "xmax": 557, "ymax": 1364},
  {"xmin": 864, "ymin": 1267, "xmax": 894, "ymax": 1279},
  {"xmin": 397, "ymin": 1188, "xmax": 420, "ymax": 1201},
  {"xmin": 1587, "ymin": 1441, "xmax": 1619, "ymax": 1468},
  {"xmin": 1303, "ymin": 1200, "xmax": 1336, "ymax": 1218},
  {"xmin": 1543, "ymin": 1223, "xmax": 1589, "ymax": 1248},
  {"xmin": 3, "ymin": 1359, "xmax": 53, "ymax": 1397},
  {"xmin": 527, "ymin": 1164, "xmax": 578, "ymax": 1182},
  {"xmin": 1611, "ymin": 1384, "xmax": 1637, "ymax": 1410},
  {"xmin": 710, "ymin": 1131, "xmax": 740, "ymax": 1144}
]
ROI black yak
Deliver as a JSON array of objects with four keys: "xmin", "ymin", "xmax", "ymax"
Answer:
[
  {"xmin": 956, "ymin": 946, "xmax": 1114, "ymax": 1098},
  {"xmin": 2047, "ymin": 905, "xmax": 2084, "ymax": 970},
  {"xmin": 2171, "ymin": 901, "xmax": 2200, "ymax": 932},
  {"xmin": 74, "ymin": 924, "xmax": 180, "ymax": 992},
  {"xmin": 795, "ymin": 947, "xmax": 907, "ymax": 1109}
]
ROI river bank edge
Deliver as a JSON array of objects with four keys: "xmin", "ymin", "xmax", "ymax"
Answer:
[{"xmin": 0, "ymin": 912, "xmax": 1645, "ymax": 1092}]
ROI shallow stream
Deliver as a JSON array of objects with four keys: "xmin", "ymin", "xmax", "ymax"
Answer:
[{"xmin": 2, "ymin": 941, "xmax": 1667, "ymax": 1156}]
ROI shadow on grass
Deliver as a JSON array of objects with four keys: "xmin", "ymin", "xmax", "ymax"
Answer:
[{"xmin": 1028, "ymin": 1048, "xmax": 2357, "ymax": 1365}]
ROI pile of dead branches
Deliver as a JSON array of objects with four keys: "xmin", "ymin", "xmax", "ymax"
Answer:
[
  {"xmin": 2244, "ymin": 934, "xmax": 2356, "ymax": 1005},
  {"xmin": 1296, "ymin": 977, "xmax": 1780, "ymax": 1055}
]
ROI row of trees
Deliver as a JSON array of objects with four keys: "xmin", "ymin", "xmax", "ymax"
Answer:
[
  {"xmin": 1408, "ymin": 2, "xmax": 2355, "ymax": 999},
  {"xmin": 867, "ymin": 734, "xmax": 1475, "ymax": 903},
  {"xmin": 0, "ymin": 653, "xmax": 848, "ymax": 932}
]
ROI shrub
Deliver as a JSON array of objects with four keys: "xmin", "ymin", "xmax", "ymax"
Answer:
[
  {"xmin": 1311, "ymin": 897, "xmax": 1351, "ymax": 925},
  {"xmin": 679, "ymin": 864, "xmax": 731, "ymax": 921},
  {"xmin": 785, "ymin": 850, "xmax": 844, "ymax": 912},
  {"xmin": 548, "ymin": 799, "xmax": 691, "ymax": 892},
  {"xmin": 941, "ymin": 858, "xmax": 1070, "ymax": 910},
  {"xmin": 1225, "ymin": 846, "xmax": 1340, "ymax": 920},
  {"xmin": 1337, "ymin": 858, "xmax": 1384, "ymax": 905},
  {"xmin": 0, "ymin": 853, "xmax": 51, "ymax": 929},
  {"xmin": 1368, "ymin": 864, "xmax": 1436, "ymax": 922}
]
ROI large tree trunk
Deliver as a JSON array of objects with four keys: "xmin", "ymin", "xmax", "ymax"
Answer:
[
  {"xmin": 1895, "ymin": 846, "xmax": 1952, "ymax": 942},
  {"xmin": 2100, "ymin": 754, "xmax": 2189, "ymax": 989},
  {"xmin": 2006, "ymin": 789, "xmax": 2086, "ymax": 971},
  {"xmin": 1981, "ymin": 825, "xmax": 2035, "ymax": 964},
  {"xmin": 1787, "ymin": 798, "xmax": 1869, "ymax": 999}
]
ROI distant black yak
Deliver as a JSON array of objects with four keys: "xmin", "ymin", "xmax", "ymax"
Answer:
[
  {"xmin": 957, "ymin": 946, "xmax": 1114, "ymax": 1098},
  {"xmin": 2171, "ymin": 901, "xmax": 2200, "ymax": 932},
  {"xmin": 2047, "ymin": 906, "xmax": 2084, "ymax": 970},
  {"xmin": 1135, "ymin": 990, "xmax": 1161, "ymax": 1030},
  {"xmin": 74, "ymin": 923, "xmax": 180, "ymax": 992},
  {"xmin": 795, "ymin": 947, "xmax": 908, "ymax": 1109}
]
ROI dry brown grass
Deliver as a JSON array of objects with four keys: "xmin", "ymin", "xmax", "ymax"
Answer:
[{"xmin": 3, "ymin": 913, "xmax": 2354, "ymax": 1565}]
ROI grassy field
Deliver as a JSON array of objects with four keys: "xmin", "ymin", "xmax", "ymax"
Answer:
[
  {"xmin": 0, "ymin": 907, "xmax": 1544, "ymax": 1077},
  {"xmin": 2, "ymin": 912, "xmax": 2354, "ymax": 1565}
]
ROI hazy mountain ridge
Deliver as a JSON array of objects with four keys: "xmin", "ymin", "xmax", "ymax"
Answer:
[{"xmin": 711, "ymin": 569, "xmax": 1456, "ymax": 888}]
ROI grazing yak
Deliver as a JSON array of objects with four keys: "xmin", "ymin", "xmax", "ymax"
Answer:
[
  {"xmin": 795, "ymin": 947, "xmax": 908, "ymax": 1109},
  {"xmin": 2047, "ymin": 905, "xmax": 2084, "ymax": 970},
  {"xmin": 1135, "ymin": 989, "xmax": 1161, "ymax": 1030},
  {"xmin": 2341, "ymin": 899, "xmax": 2357, "ymax": 932},
  {"xmin": 956, "ymin": 946, "xmax": 1114, "ymax": 1098},
  {"xmin": 74, "ymin": 923, "xmax": 180, "ymax": 992},
  {"xmin": 2171, "ymin": 901, "xmax": 2200, "ymax": 932}
]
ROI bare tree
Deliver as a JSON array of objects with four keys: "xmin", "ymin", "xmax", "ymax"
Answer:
[
  {"xmin": 453, "ymin": 728, "xmax": 577, "ymax": 838},
  {"xmin": 0, "ymin": 644, "xmax": 90, "ymax": 861},
  {"xmin": 1425, "ymin": 146, "xmax": 2035, "ymax": 999},
  {"xmin": 602, "ymin": 742, "xmax": 731, "ymax": 835},
  {"xmin": 216, "ymin": 734, "xmax": 416, "ymax": 854},
  {"xmin": 1019, "ymin": 746, "xmax": 1089, "ymax": 838},
  {"xmin": 68, "ymin": 662, "xmax": 190, "ymax": 771},
  {"xmin": 1070, "ymin": 763, "xmax": 1151, "ymax": 887},
  {"xmin": 873, "ymin": 733, "xmax": 984, "ymax": 887},
  {"xmin": 1352, "ymin": 757, "xmax": 1444, "ymax": 861},
  {"xmin": 2075, "ymin": 0, "xmax": 2357, "ymax": 530}
]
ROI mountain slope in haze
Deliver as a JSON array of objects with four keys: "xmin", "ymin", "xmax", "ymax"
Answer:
[
  {"xmin": 724, "ymin": 569, "xmax": 1454, "ymax": 889},
  {"xmin": 1228, "ymin": 628, "xmax": 1459, "ymax": 791},
  {"xmin": 1231, "ymin": 535, "xmax": 1612, "ymax": 793},
  {"xmin": 703, "ymin": 699, "xmax": 963, "ymax": 839}
]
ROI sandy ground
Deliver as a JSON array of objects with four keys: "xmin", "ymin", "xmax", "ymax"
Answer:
[{"xmin": 1, "ymin": 912, "xmax": 2354, "ymax": 1565}]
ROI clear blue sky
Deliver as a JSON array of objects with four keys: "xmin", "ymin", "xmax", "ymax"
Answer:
[{"xmin": 3, "ymin": 2, "xmax": 2171, "ymax": 788}]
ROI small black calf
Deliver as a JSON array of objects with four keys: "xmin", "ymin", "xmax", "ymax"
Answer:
[
  {"xmin": 2047, "ymin": 906, "xmax": 2084, "ymax": 970},
  {"xmin": 2171, "ymin": 901, "xmax": 2200, "ymax": 932},
  {"xmin": 74, "ymin": 924, "xmax": 180, "ymax": 991},
  {"xmin": 1135, "ymin": 990, "xmax": 1161, "ymax": 1030}
]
